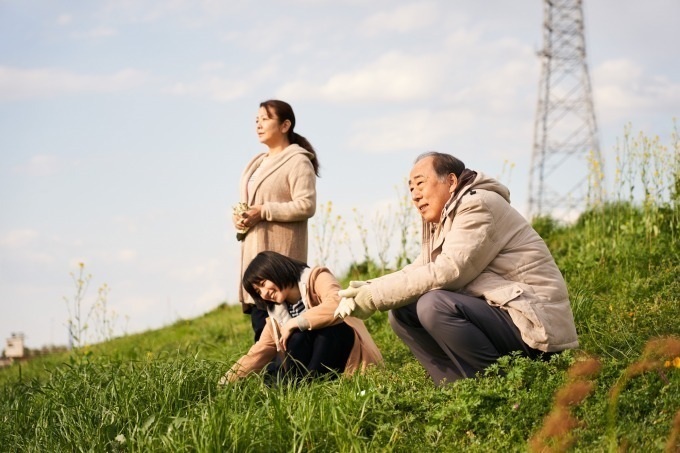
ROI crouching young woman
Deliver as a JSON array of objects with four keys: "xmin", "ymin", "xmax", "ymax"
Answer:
[{"xmin": 219, "ymin": 251, "xmax": 383, "ymax": 384}]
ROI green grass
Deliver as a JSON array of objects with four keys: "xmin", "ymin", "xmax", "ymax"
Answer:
[{"xmin": 2, "ymin": 199, "xmax": 679, "ymax": 451}]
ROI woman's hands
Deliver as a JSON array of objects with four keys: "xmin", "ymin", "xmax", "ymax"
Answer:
[
  {"xmin": 279, "ymin": 318, "xmax": 299, "ymax": 351},
  {"xmin": 234, "ymin": 205, "xmax": 263, "ymax": 231}
]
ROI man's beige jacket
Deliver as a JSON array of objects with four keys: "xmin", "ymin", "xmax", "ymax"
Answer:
[{"xmin": 370, "ymin": 172, "xmax": 579, "ymax": 352}]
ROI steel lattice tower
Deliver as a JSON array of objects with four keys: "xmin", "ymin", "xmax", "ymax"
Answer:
[{"xmin": 528, "ymin": 0, "xmax": 603, "ymax": 220}]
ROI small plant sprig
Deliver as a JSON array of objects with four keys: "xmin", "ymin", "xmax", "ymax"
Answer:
[
  {"xmin": 310, "ymin": 201, "xmax": 343, "ymax": 270},
  {"xmin": 63, "ymin": 263, "xmax": 120, "ymax": 349},
  {"xmin": 90, "ymin": 283, "xmax": 119, "ymax": 344},
  {"xmin": 63, "ymin": 263, "xmax": 94, "ymax": 349},
  {"xmin": 372, "ymin": 203, "xmax": 395, "ymax": 272},
  {"xmin": 232, "ymin": 202, "xmax": 250, "ymax": 241},
  {"xmin": 393, "ymin": 179, "xmax": 421, "ymax": 269},
  {"xmin": 497, "ymin": 159, "xmax": 516, "ymax": 187},
  {"xmin": 352, "ymin": 206, "xmax": 371, "ymax": 267}
]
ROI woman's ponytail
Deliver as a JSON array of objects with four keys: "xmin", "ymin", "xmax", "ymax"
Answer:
[{"xmin": 291, "ymin": 132, "xmax": 320, "ymax": 176}]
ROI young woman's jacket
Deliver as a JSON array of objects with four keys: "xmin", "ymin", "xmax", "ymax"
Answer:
[{"xmin": 228, "ymin": 267, "xmax": 383, "ymax": 379}]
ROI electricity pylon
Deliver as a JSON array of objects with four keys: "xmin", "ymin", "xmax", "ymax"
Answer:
[{"xmin": 528, "ymin": 0, "xmax": 603, "ymax": 220}]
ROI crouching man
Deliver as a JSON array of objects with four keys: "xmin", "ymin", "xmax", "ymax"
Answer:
[{"xmin": 335, "ymin": 152, "xmax": 578, "ymax": 386}]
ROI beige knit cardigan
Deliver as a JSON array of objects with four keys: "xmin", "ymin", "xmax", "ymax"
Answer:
[{"xmin": 237, "ymin": 144, "xmax": 317, "ymax": 306}]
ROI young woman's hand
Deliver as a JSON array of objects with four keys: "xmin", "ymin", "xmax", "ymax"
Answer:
[{"xmin": 280, "ymin": 318, "xmax": 299, "ymax": 351}]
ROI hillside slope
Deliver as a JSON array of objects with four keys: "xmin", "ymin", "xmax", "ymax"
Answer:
[{"xmin": 1, "ymin": 203, "xmax": 679, "ymax": 451}]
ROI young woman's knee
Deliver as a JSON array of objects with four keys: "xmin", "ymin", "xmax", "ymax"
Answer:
[{"xmin": 286, "ymin": 330, "xmax": 311, "ymax": 353}]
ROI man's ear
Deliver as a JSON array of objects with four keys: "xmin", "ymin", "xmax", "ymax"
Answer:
[{"xmin": 448, "ymin": 173, "xmax": 458, "ymax": 193}]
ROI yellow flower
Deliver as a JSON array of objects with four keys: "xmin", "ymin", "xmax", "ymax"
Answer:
[{"xmin": 674, "ymin": 357, "xmax": 680, "ymax": 368}]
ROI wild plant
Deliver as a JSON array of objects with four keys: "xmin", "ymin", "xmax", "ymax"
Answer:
[
  {"xmin": 90, "ymin": 283, "xmax": 120, "ymax": 344},
  {"xmin": 342, "ymin": 180, "xmax": 420, "ymax": 277},
  {"xmin": 310, "ymin": 201, "xmax": 343, "ymax": 270},
  {"xmin": 372, "ymin": 205, "xmax": 394, "ymax": 272},
  {"xmin": 579, "ymin": 122, "xmax": 680, "ymax": 270},
  {"xmin": 393, "ymin": 179, "xmax": 421, "ymax": 269},
  {"xmin": 63, "ymin": 263, "xmax": 120, "ymax": 349},
  {"xmin": 351, "ymin": 206, "xmax": 371, "ymax": 267},
  {"xmin": 497, "ymin": 159, "xmax": 516, "ymax": 187},
  {"xmin": 63, "ymin": 263, "xmax": 95, "ymax": 349}
]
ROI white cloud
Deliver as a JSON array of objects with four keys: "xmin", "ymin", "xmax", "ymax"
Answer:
[
  {"xmin": 167, "ymin": 77, "xmax": 251, "ymax": 102},
  {"xmin": 116, "ymin": 249, "xmax": 137, "ymax": 262},
  {"xmin": 278, "ymin": 28, "xmax": 535, "ymax": 105},
  {"xmin": 56, "ymin": 14, "xmax": 73, "ymax": 26},
  {"xmin": 115, "ymin": 295, "xmax": 161, "ymax": 317},
  {"xmin": 99, "ymin": 0, "xmax": 240, "ymax": 24},
  {"xmin": 71, "ymin": 26, "xmax": 118, "ymax": 39},
  {"xmin": 0, "ymin": 66, "xmax": 149, "ymax": 101},
  {"xmin": 12, "ymin": 154, "xmax": 61, "ymax": 176},
  {"xmin": 0, "ymin": 230, "xmax": 39, "ymax": 248},
  {"xmin": 0, "ymin": 230, "xmax": 57, "ymax": 266},
  {"xmin": 593, "ymin": 58, "xmax": 680, "ymax": 125},
  {"xmin": 113, "ymin": 216, "xmax": 140, "ymax": 233},
  {"xmin": 451, "ymin": 58, "xmax": 537, "ymax": 113},
  {"xmin": 167, "ymin": 62, "xmax": 279, "ymax": 102},
  {"xmin": 349, "ymin": 108, "xmax": 476, "ymax": 153},
  {"xmin": 189, "ymin": 286, "xmax": 227, "ymax": 312},
  {"xmin": 279, "ymin": 51, "xmax": 446, "ymax": 102},
  {"xmin": 359, "ymin": 1, "xmax": 438, "ymax": 35},
  {"xmin": 169, "ymin": 258, "xmax": 221, "ymax": 281},
  {"xmin": 199, "ymin": 61, "xmax": 227, "ymax": 72},
  {"xmin": 444, "ymin": 27, "xmax": 482, "ymax": 49},
  {"xmin": 222, "ymin": 20, "xmax": 319, "ymax": 54}
]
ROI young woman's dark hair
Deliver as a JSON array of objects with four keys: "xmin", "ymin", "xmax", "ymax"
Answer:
[
  {"xmin": 260, "ymin": 99, "xmax": 320, "ymax": 176},
  {"xmin": 243, "ymin": 251, "xmax": 309, "ymax": 309}
]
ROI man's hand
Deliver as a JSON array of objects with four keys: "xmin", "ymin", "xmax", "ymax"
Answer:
[
  {"xmin": 334, "ymin": 297, "xmax": 356, "ymax": 319},
  {"xmin": 334, "ymin": 281, "xmax": 377, "ymax": 320}
]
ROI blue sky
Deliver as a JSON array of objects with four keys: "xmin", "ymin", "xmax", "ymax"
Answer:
[{"xmin": 1, "ymin": 0, "xmax": 678, "ymax": 348}]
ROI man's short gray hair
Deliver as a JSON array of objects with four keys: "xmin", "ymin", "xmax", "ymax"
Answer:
[{"xmin": 414, "ymin": 152, "xmax": 465, "ymax": 180}]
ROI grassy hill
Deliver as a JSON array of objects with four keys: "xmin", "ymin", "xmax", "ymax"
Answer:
[{"xmin": 1, "ymin": 199, "xmax": 678, "ymax": 452}]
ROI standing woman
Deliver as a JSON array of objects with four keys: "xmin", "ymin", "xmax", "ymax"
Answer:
[
  {"xmin": 234, "ymin": 100, "xmax": 319, "ymax": 341},
  {"xmin": 220, "ymin": 251, "xmax": 382, "ymax": 383}
]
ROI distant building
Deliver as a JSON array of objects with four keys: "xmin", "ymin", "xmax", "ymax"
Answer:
[{"xmin": 4, "ymin": 332, "xmax": 25, "ymax": 359}]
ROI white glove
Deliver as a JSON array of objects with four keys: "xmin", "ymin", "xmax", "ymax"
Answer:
[
  {"xmin": 334, "ymin": 281, "xmax": 377, "ymax": 320},
  {"xmin": 334, "ymin": 297, "xmax": 356, "ymax": 320},
  {"xmin": 338, "ymin": 280, "xmax": 369, "ymax": 297}
]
